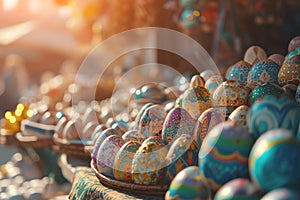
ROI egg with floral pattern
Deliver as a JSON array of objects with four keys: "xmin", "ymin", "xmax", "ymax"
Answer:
[
  {"xmin": 228, "ymin": 105, "xmax": 249, "ymax": 127},
  {"xmin": 227, "ymin": 60, "xmax": 252, "ymax": 85},
  {"xmin": 205, "ymin": 75, "xmax": 223, "ymax": 96},
  {"xmin": 278, "ymin": 54, "xmax": 300, "ymax": 85},
  {"xmin": 248, "ymin": 83, "xmax": 284, "ymax": 106}
]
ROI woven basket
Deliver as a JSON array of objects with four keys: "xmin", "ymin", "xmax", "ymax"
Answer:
[{"xmin": 15, "ymin": 132, "xmax": 54, "ymax": 148}]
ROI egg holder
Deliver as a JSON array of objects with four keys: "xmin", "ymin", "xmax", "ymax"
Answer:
[{"xmin": 90, "ymin": 161, "xmax": 169, "ymax": 197}]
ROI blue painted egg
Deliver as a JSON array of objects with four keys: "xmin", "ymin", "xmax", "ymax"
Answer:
[
  {"xmin": 249, "ymin": 129, "xmax": 300, "ymax": 191},
  {"xmin": 227, "ymin": 60, "xmax": 252, "ymax": 85},
  {"xmin": 244, "ymin": 46, "xmax": 267, "ymax": 65},
  {"xmin": 285, "ymin": 47, "xmax": 300, "ymax": 61},
  {"xmin": 261, "ymin": 188, "xmax": 300, "ymax": 200},
  {"xmin": 247, "ymin": 95, "xmax": 300, "ymax": 139},
  {"xmin": 205, "ymin": 75, "xmax": 223, "ymax": 96},
  {"xmin": 296, "ymin": 84, "xmax": 300, "ymax": 105},
  {"xmin": 248, "ymin": 83, "xmax": 284, "ymax": 106}
]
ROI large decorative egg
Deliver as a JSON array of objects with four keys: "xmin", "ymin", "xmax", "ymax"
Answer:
[
  {"xmin": 296, "ymin": 84, "xmax": 300, "ymax": 105},
  {"xmin": 133, "ymin": 103, "xmax": 154, "ymax": 130},
  {"xmin": 205, "ymin": 75, "xmax": 223, "ymax": 96},
  {"xmin": 268, "ymin": 54, "xmax": 285, "ymax": 66},
  {"xmin": 288, "ymin": 36, "xmax": 300, "ymax": 52},
  {"xmin": 248, "ymin": 83, "xmax": 284, "ymax": 106},
  {"xmin": 244, "ymin": 46, "xmax": 267, "ymax": 65},
  {"xmin": 228, "ymin": 105, "xmax": 249, "ymax": 127},
  {"xmin": 199, "ymin": 122, "xmax": 254, "ymax": 192},
  {"xmin": 247, "ymin": 95, "xmax": 300, "ymax": 139},
  {"xmin": 278, "ymin": 54, "xmax": 300, "ymax": 85},
  {"xmin": 214, "ymin": 178, "xmax": 262, "ymax": 200},
  {"xmin": 165, "ymin": 134, "xmax": 199, "ymax": 183},
  {"xmin": 261, "ymin": 188, "xmax": 300, "ymax": 200},
  {"xmin": 113, "ymin": 141, "xmax": 141, "ymax": 183},
  {"xmin": 97, "ymin": 135, "xmax": 125, "ymax": 178},
  {"xmin": 165, "ymin": 166, "xmax": 211, "ymax": 200},
  {"xmin": 226, "ymin": 60, "xmax": 252, "ymax": 85},
  {"xmin": 190, "ymin": 75, "xmax": 205, "ymax": 88},
  {"xmin": 138, "ymin": 105, "xmax": 167, "ymax": 138},
  {"xmin": 247, "ymin": 59, "xmax": 281, "ymax": 89},
  {"xmin": 194, "ymin": 108, "xmax": 225, "ymax": 147},
  {"xmin": 249, "ymin": 129, "xmax": 300, "ymax": 191},
  {"xmin": 182, "ymin": 86, "xmax": 211, "ymax": 119},
  {"xmin": 162, "ymin": 107, "xmax": 196, "ymax": 144}
]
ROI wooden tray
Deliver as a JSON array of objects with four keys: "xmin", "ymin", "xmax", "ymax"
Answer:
[{"xmin": 15, "ymin": 132, "xmax": 54, "ymax": 148}]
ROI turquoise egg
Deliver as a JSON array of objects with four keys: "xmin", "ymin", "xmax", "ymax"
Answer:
[
  {"xmin": 227, "ymin": 60, "xmax": 252, "ymax": 85},
  {"xmin": 261, "ymin": 188, "xmax": 300, "ymax": 200},
  {"xmin": 248, "ymin": 83, "xmax": 284, "ymax": 106}
]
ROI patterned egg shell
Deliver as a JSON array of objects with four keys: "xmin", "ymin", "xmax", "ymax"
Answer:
[
  {"xmin": 138, "ymin": 105, "xmax": 167, "ymax": 138},
  {"xmin": 296, "ymin": 84, "xmax": 300, "ymax": 105},
  {"xmin": 190, "ymin": 75, "xmax": 205, "ymax": 88},
  {"xmin": 133, "ymin": 83, "xmax": 166, "ymax": 105},
  {"xmin": 182, "ymin": 86, "xmax": 211, "ymax": 119},
  {"xmin": 288, "ymin": 36, "xmax": 300, "ymax": 52},
  {"xmin": 199, "ymin": 122, "xmax": 255, "ymax": 192},
  {"xmin": 141, "ymin": 136, "xmax": 165, "ymax": 147},
  {"xmin": 228, "ymin": 105, "xmax": 249, "ymax": 127},
  {"xmin": 165, "ymin": 166, "xmax": 211, "ymax": 200},
  {"xmin": 247, "ymin": 59, "xmax": 281, "ymax": 88},
  {"xmin": 205, "ymin": 75, "xmax": 223, "ymax": 96},
  {"xmin": 226, "ymin": 60, "xmax": 252, "ymax": 85},
  {"xmin": 285, "ymin": 47, "xmax": 300, "ymax": 61},
  {"xmin": 249, "ymin": 129, "xmax": 300, "ymax": 191},
  {"xmin": 162, "ymin": 107, "xmax": 196, "ymax": 144},
  {"xmin": 113, "ymin": 141, "xmax": 141, "ymax": 183},
  {"xmin": 194, "ymin": 108, "xmax": 225, "ymax": 147},
  {"xmin": 201, "ymin": 70, "xmax": 218, "ymax": 81},
  {"xmin": 165, "ymin": 134, "xmax": 199, "ymax": 183},
  {"xmin": 247, "ymin": 95, "xmax": 300, "ymax": 139},
  {"xmin": 111, "ymin": 120, "xmax": 129, "ymax": 135},
  {"xmin": 214, "ymin": 178, "xmax": 262, "ymax": 200},
  {"xmin": 134, "ymin": 103, "xmax": 154, "ymax": 130},
  {"xmin": 122, "ymin": 130, "xmax": 144, "ymax": 142},
  {"xmin": 268, "ymin": 54, "xmax": 285, "ymax": 66},
  {"xmin": 278, "ymin": 55, "xmax": 300, "ymax": 85},
  {"xmin": 248, "ymin": 83, "xmax": 284, "ymax": 106},
  {"xmin": 261, "ymin": 188, "xmax": 300, "ymax": 200},
  {"xmin": 97, "ymin": 135, "xmax": 125, "ymax": 178},
  {"xmin": 244, "ymin": 46, "xmax": 267, "ymax": 65}
]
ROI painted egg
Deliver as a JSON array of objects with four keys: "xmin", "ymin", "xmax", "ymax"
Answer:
[
  {"xmin": 190, "ymin": 75, "xmax": 205, "ymax": 88},
  {"xmin": 228, "ymin": 105, "xmax": 249, "ymax": 127},
  {"xmin": 162, "ymin": 107, "xmax": 196, "ymax": 144},
  {"xmin": 133, "ymin": 103, "xmax": 154, "ymax": 130},
  {"xmin": 179, "ymin": 0, "xmax": 198, "ymax": 8},
  {"xmin": 247, "ymin": 59, "xmax": 281, "ymax": 89},
  {"xmin": 268, "ymin": 54, "xmax": 285, "ymax": 66},
  {"xmin": 113, "ymin": 141, "xmax": 141, "ymax": 183},
  {"xmin": 201, "ymin": 70, "xmax": 218, "ymax": 81},
  {"xmin": 249, "ymin": 129, "xmax": 300, "ymax": 191},
  {"xmin": 278, "ymin": 54, "xmax": 300, "ymax": 85},
  {"xmin": 97, "ymin": 135, "xmax": 125, "ymax": 178},
  {"xmin": 244, "ymin": 46, "xmax": 267, "ymax": 65},
  {"xmin": 247, "ymin": 95, "xmax": 300, "ymax": 139},
  {"xmin": 182, "ymin": 86, "xmax": 211, "ymax": 119},
  {"xmin": 194, "ymin": 108, "xmax": 225, "ymax": 147},
  {"xmin": 261, "ymin": 188, "xmax": 300, "ymax": 200},
  {"xmin": 199, "ymin": 122, "xmax": 254, "ymax": 192},
  {"xmin": 282, "ymin": 84, "xmax": 298, "ymax": 99},
  {"xmin": 205, "ymin": 75, "xmax": 223, "ymax": 96},
  {"xmin": 111, "ymin": 120, "xmax": 129, "ymax": 135},
  {"xmin": 296, "ymin": 84, "xmax": 300, "ymax": 105},
  {"xmin": 248, "ymin": 83, "xmax": 284, "ymax": 106},
  {"xmin": 138, "ymin": 105, "xmax": 167, "ymax": 138},
  {"xmin": 55, "ymin": 117, "xmax": 68, "ymax": 138},
  {"xmin": 141, "ymin": 135, "xmax": 165, "ymax": 147},
  {"xmin": 81, "ymin": 121, "xmax": 97, "ymax": 140},
  {"xmin": 212, "ymin": 80, "xmax": 249, "ymax": 116},
  {"xmin": 62, "ymin": 119, "xmax": 80, "ymax": 140},
  {"xmin": 288, "ymin": 36, "xmax": 300, "ymax": 52},
  {"xmin": 165, "ymin": 166, "xmax": 211, "ymax": 200},
  {"xmin": 165, "ymin": 134, "xmax": 199, "ymax": 183},
  {"xmin": 285, "ymin": 47, "xmax": 300, "ymax": 61},
  {"xmin": 133, "ymin": 83, "xmax": 166, "ymax": 105},
  {"xmin": 226, "ymin": 60, "xmax": 252, "ymax": 85},
  {"xmin": 122, "ymin": 130, "xmax": 144, "ymax": 142}
]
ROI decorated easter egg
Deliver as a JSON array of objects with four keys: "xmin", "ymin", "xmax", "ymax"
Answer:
[
  {"xmin": 113, "ymin": 141, "xmax": 141, "ymax": 182},
  {"xmin": 162, "ymin": 107, "xmax": 196, "ymax": 144},
  {"xmin": 228, "ymin": 105, "xmax": 249, "ymax": 127},
  {"xmin": 247, "ymin": 59, "xmax": 281, "ymax": 88},
  {"xmin": 247, "ymin": 95, "xmax": 300, "ymax": 139},
  {"xmin": 138, "ymin": 105, "xmax": 167, "ymax": 138},
  {"xmin": 190, "ymin": 75, "xmax": 205, "ymax": 88},
  {"xmin": 97, "ymin": 135, "xmax": 125, "ymax": 178},
  {"xmin": 205, "ymin": 75, "xmax": 223, "ymax": 96},
  {"xmin": 182, "ymin": 86, "xmax": 211, "ymax": 119},
  {"xmin": 261, "ymin": 188, "xmax": 300, "ymax": 200},
  {"xmin": 268, "ymin": 54, "xmax": 285, "ymax": 66},
  {"xmin": 212, "ymin": 80, "xmax": 249, "ymax": 116},
  {"xmin": 249, "ymin": 129, "xmax": 300, "ymax": 191},
  {"xmin": 55, "ymin": 117, "xmax": 68, "ymax": 138},
  {"xmin": 296, "ymin": 84, "xmax": 300, "ymax": 105},
  {"xmin": 199, "ymin": 122, "xmax": 254, "ymax": 192},
  {"xmin": 226, "ymin": 60, "xmax": 252, "ymax": 85},
  {"xmin": 285, "ymin": 47, "xmax": 300, "ymax": 61},
  {"xmin": 133, "ymin": 83, "xmax": 166, "ymax": 105},
  {"xmin": 133, "ymin": 103, "xmax": 154, "ymax": 130},
  {"xmin": 248, "ymin": 83, "xmax": 284, "ymax": 106},
  {"xmin": 278, "ymin": 54, "xmax": 300, "ymax": 85},
  {"xmin": 194, "ymin": 108, "xmax": 225, "ymax": 147},
  {"xmin": 141, "ymin": 135, "xmax": 165, "ymax": 147},
  {"xmin": 165, "ymin": 166, "xmax": 211, "ymax": 200},
  {"xmin": 244, "ymin": 46, "xmax": 267, "ymax": 65},
  {"xmin": 81, "ymin": 121, "xmax": 97, "ymax": 140},
  {"xmin": 122, "ymin": 130, "xmax": 144, "ymax": 142},
  {"xmin": 165, "ymin": 134, "xmax": 199, "ymax": 183},
  {"xmin": 282, "ymin": 84, "xmax": 298, "ymax": 99},
  {"xmin": 111, "ymin": 120, "xmax": 129, "ymax": 135},
  {"xmin": 201, "ymin": 70, "xmax": 218, "ymax": 81},
  {"xmin": 288, "ymin": 36, "xmax": 300, "ymax": 52}
]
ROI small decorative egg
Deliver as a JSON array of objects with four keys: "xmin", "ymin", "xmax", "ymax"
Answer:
[
  {"xmin": 81, "ymin": 121, "xmax": 97, "ymax": 140},
  {"xmin": 249, "ymin": 129, "xmax": 300, "ymax": 191},
  {"xmin": 111, "ymin": 120, "xmax": 129, "ymax": 135},
  {"xmin": 296, "ymin": 84, "xmax": 300, "ymax": 105},
  {"xmin": 199, "ymin": 122, "xmax": 254, "ymax": 192},
  {"xmin": 278, "ymin": 55, "xmax": 300, "ymax": 85},
  {"xmin": 282, "ymin": 84, "xmax": 298, "ymax": 99},
  {"xmin": 133, "ymin": 83, "xmax": 166, "ymax": 105},
  {"xmin": 97, "ymin": 135, "xmax": 125, "ymax": 178},
  {"xmin": 201, "ymin": 70, "xmax": 217, "ymax": 81},
  {"xmin": 122, "ymin": 130, "xmax": 144, "ymax": 142},
  {"xmin": 113, "ymin": 141, "xmax": 141, "ymax": 183},
  {"xmin": 244, "ymin": 46, "xmax": 267, "ymax": 65},
  {"xmin": 205, "ymin": 75, "xmax": 223, "ymax": 95},
  {"xmin": 165, "ymin": 166, "xmax": 211, "ymax": 200},
  {"xmin": 226, "ymin": 60, "xmax": 252, "ymax": 85},
  {"xmin": 138, "ymin": 105, "xmax": 167, "ymax": 138},
  {"xmin": 62, "ymin": 119, "xmax": 80, "ymax": 140},
  {"xmin": 194, "ymin": 108, "xmax": 225, "ymax": 147},
  {"xmin": 288, "ymin": 36, "xmax": 300, "ymax": 52},
  {"xmin": 165, "ymin": 134, "xmax": 199, "ymax": 183},
  {"xmin": 247, "ymin": 95, "xmax": 300, "ymax": 139},
  {"xmin": 247, "ymin": 59, "xmax": 281, "ymax": 88},
  {"xmin": 133, "ymin": 103, "xmax": 154, "ymax": 130},
  {"xmin": 228, "ymin": 105, "xmax": 249, "ymax": 127},
  {"xmin": 261, "ymin": 188, "xmax": 300, "ymax": 200},
  {"xmin": 162, "ymin": 107, "xmax": 196, "ymax": 144},
  {"xmin": 55, "ymin": 117, "xmax": 68, "ymax": 138},
  {"xmin": 182, "ymin": 86, "xmax": 211, "ymax": 119},
  {"xmin": 190, "ymin": 75, "xmax": 205, "ymax": 88},
  {"xmin": 248, "ymin": 83, "xmax": 284, "ymax": 106},
  {"xmin": 214, "ymin": 178, "xmax": 262, "ymax": 200},
  {"xmin": 268, "ymin": 53, "xmax": 285, "ymax": 66}
]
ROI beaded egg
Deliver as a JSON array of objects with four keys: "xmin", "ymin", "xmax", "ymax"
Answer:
[
  {"xmin": 162, "ymin": 107, "xmax": 196, "ymax": 144},
  {"xmin": 226, "ymin": 60, "xmax": 252, "ymax": 85},
  {"xmin": 205, "ymin": 75, "xmax": 223, "ymax": 96},
  {"xmin": 268, "ymin": 54, "xmax": 285, "ymax": 66},
  {"xmin": 248, "ymin": 83, "xmax": 284, "ymax": 106},
  {"xmin": 190, "ymin": 75, "xmax": 205, "ymax": 88},
  {"xmin": 214, "ymin": 178, "xmax": 262, "ymax": 200},
  {"xmin": 288, "ymin": 36, "xmax": 300, "ymax": 52},
  {"xmin": 296, "ymin": 84, "xmax": 300, "ymax": 105},
  {"xmin": 278, "ymin": 54, "xmax": 300, "ymax": 85},
  {"xmin": 182, "ymin": 86, "xmax": 211, "ymax": 120},
  {"xmin": 249, "ymin": 129, "xmax": 300, "ymax": 191},
  {"xmin": 165, "ymin": 166, "xmax": 211, "ymax": 200},
  {"xmin": 199, "ymin": 122, "xmax": 255, "ymax": 192},
  {"xmin": 261, "ymin": 188, "xmax": 300, "ymax": 200},
  {"xmin": 244, "ymin": 45, "xmax": 267, "ymax": 65},
  {"xmin": 247, "ymin": 95, "xmax": 300, "ymax": 139},
  {"xmin": 228, "ymin": 105, "xmax": 249, "ymax": 127}
]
